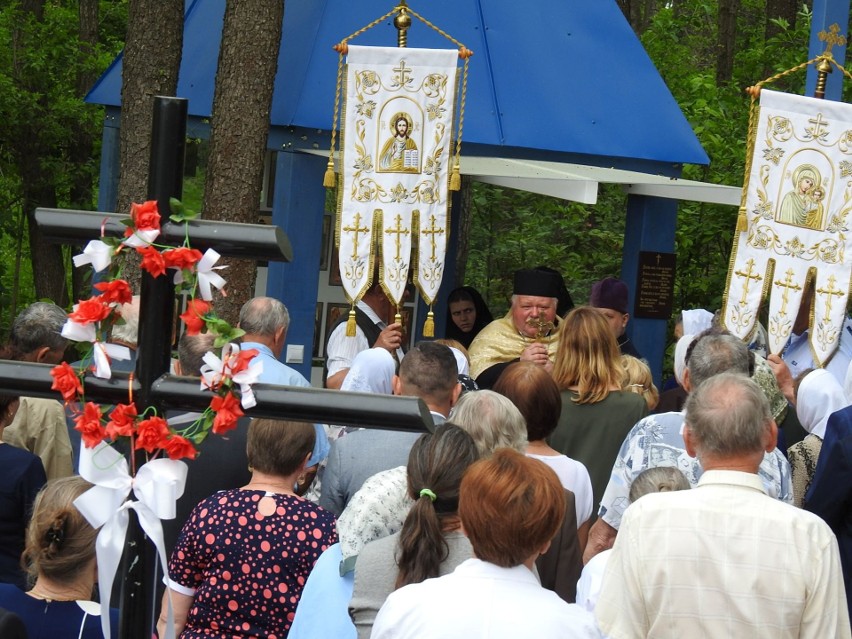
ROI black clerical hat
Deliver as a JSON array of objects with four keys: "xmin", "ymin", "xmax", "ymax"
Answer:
[{"xmin": 513, "ymin": 269, "xmax": 560, "ymax": 298}]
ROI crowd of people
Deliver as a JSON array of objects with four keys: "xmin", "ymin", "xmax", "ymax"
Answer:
[{"xmin": 0, "ymin": 264, "xmax": 850, "ymax": 638}]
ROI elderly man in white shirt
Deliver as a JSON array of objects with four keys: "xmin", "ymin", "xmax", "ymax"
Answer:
[{"xmin": 596, "ymin": 373, "xmax": 850, "ymax": 639}]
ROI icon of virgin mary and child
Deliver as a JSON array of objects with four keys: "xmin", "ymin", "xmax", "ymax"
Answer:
[{"xmin": 776, "ymin": 164, "xmax": 827, "ymax": 230}]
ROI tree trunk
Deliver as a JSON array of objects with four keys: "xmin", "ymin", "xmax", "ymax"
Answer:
[
  {"xmin": 22, "ymin": 173, "xmax": 65, "ymax": 306},
  {"xmin": 202, "ymin": 0, "xmax": 285, "ymax": 324},
  {"xmin": 72, "ymin": 0, "xmax": 99, "ymax": 211},
  {"xmin": 116, "ymin": 0, "xmax": 183, "ymax": 291},
  {"xmin": 716, "ymin": 0, "xmax": 741, "ymax": 84},
  {"xmin": 12, "ymin": 0, "xmax": 67, "ymax": 305},
  {"xmin": 615, "ymin": 0, "xmax": 658, "ymax": 35},
  {"xmin": 764, "ymin": 0, "xmax": 798, "ymax": 41}
]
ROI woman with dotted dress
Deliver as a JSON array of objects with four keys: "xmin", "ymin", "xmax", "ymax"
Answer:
[{"xmin": 158, "ymin": 419, "xmax": 338, "ymax": 638}]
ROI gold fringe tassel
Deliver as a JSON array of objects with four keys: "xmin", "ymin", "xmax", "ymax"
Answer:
[
  {"xmin": 323, "ymin": 159, "xmax": 336, "ymax": 188},
  {"xmin": 325, "ymin": 43, "xmax": 346, "ymax": 189},
  {"xmin": 423, "ymin": 309, "xmax": 435, "ymax": 337},
  {"xmin": 449, "ymin": 163, "xmax": 461, "ymax": 191},
  {"xmin": 345, "ymin": 307, "xmax": 357, "ymax": 337}
]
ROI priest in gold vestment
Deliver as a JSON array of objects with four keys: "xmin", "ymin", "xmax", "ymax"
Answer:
[{"xmin": 468, "ymin": 269, "xmax": 562, "ymax": 388}]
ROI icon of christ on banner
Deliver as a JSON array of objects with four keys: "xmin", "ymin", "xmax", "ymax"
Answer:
[
  {"xmin": 379, "ymin": 112, "xmax": 420, "ymax": 173},
  {"xmin": 337, "ymin": 45, "xmax": 458, "ymax": 335}
]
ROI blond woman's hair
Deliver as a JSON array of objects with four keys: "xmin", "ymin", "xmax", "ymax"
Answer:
[
  {"xmin": 621, "ymin": 354, "xmax": 659, "ymax": 410},
  {"xmin": 551, "ymin": 306, "xmax": 623, "ymax": 404}
]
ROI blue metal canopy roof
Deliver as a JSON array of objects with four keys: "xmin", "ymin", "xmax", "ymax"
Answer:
[{"xmin": 87, "ymin": 0, "xmax": 709, "ymax": 166}]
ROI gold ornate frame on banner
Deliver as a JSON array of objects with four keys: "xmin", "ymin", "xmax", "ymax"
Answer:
[
  {"xmin": 735, "ymin": 25, "xmax": 852, "ymax": 233},
  {"xmin": 721, "ymin": 24, "xmax": 852, "ymax": 367},
  {"xmin": 325, "ymin": 1, "xmax": 472, "ymax": 337}
]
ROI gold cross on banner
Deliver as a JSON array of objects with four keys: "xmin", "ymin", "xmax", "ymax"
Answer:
[
  {"xmin": 735, "ymin": 258, "xmax": 763, "ymax": 305},
  {"xmin": 817, "ymin": 275, "xmax": 845, "ymax": 322},
  {"xmin": 421, "ymin": 214, "xmax": 445, "ymax": 260},
  {"xmin": 807, "ymin": 113, "xmax": 829, "ymax": 139},
  {"xmin": 774, "ymin": 268, "xmax": 802, "ymax": 316},
  {"xmin": 819, "ymin": 23, "xmax": 847, "ymax": 57},
  {"xmin": 385, "ymin": 213, "xmax": 410, "ymax": 260},
  {"xmin": 343, "ymin": 212, "xmax": 370, "ymax": 259},
  {"xmin": 392, "ymin": 60, "xmax": 413, "ymax": 87}
]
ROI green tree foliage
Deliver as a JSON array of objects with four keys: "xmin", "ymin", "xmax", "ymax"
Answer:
[
  {"xmin": 465, "ymin": 183, "xmax": 626, "ymax": 316},
  {"xmin": 463, "ymin": 1, "xmax": 820, "ymax": 322},
  {"xmin": 0, "ymin": 0, "xmax": 127, "ymax": 337},
  {"xmin": 643, "ymin": 1, "xmax": 815, "ymax": 313}
]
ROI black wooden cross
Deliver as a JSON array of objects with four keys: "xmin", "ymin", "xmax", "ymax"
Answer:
[{"xmin": 0, "ymin": 97, "xmax": 432, "ymax": 639}]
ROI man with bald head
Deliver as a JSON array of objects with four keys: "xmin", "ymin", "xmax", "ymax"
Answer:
[
  {"xmin": 585, "ymin": 331, "xmax": 792, "ymax": 563},
  {"xmin": 240, "ymin": 296, "xmax": 309, "ymax": 387},
  {"xmin": 239, "ymin": 296, "xmax": 329, "ymax": 468},
  {"xmin": 597, "ymin": 373, "xmax": 850, "ymax": 638}
]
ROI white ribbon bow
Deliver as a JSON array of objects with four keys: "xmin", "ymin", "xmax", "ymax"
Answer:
[
  {"xmin": 121, "ymin": 228, "xmax": 160, "ymax": 249},
  {"xmin": 199, "ymin": 343, "xmax": 263, "ymax": 409},
  {"xmin": 73, "ymin": 239, "xmax": 115, "ymax": 273},
  {"xmin": 74, "ymin": 442, "xmax": 187, "ymax": 639},
  {"xmin": 61, "ymin": 318, "xmax": 96, "ymax": 343},
  {"xmin": 57, "ymin": 325, "xmax": 131, "ymax": 379},
  {"xmin": 173, "ymin": 248, "xmax": 227, "ymax": 300},
  {"xmin": 91, "ymin": 341, "xmax": 131, "ymax": 380}
]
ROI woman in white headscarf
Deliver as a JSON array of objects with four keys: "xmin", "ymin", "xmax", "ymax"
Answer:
[
  {"xmin": 340, "ymin": 348, "xmax": 395, "ymax": 394},
  {"xmin": 789, "ymin": 369, "xmax": 847, "ymax": 507},
  {"xmin": 654, "ymin": 334, "xmax": 696, "ymax": 414}
]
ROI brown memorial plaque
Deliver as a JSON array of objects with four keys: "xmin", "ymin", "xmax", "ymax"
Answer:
[{"xmin": 634, "ymin": 251, "xmax": 676, "ymax": 319}]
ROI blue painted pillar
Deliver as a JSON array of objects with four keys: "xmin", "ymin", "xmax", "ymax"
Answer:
[
  {"xmin": 96, "ymin": 107, "xmax": 121, "ymax": 213},
  {"xmin": 266, "ymin": 151, "xmax": 325, "ymax": 381},
  {"xmin": 620, "ymin": 193, "xmax": 678, "ymax": 386},
  {"xmin": 806, "ymin": 0, "xmax": 850, "ymax": 100}
]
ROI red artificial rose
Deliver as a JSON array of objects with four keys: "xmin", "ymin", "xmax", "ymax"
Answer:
[
  {"xmin": 69, "ymin": 297, "xmax": 112, "ymax": 325},
  {"xmin": 51, "ymin": 362, "xmax": 83, "ymax": 402},
  {"xmin": 228, "ymin": 348, "xmax": 258, "ymax": 376},
  {"xmin": 135, "ymin": 416, "xmax": 170, "ymax": 453},
  {"xmin": 93, "ymin": 279, "xmax": 133, "ymax": 306},
  {"xmin": 130, "ymin": 200, "xmax": 161, "ymax": 231},
  {"xmin": 105, "ymin": 403, "xmax": 138, "ymax": 440},
  {"xmin": 137, "ymin": 246, "xmax": 167, "ymax": 278},
  {"xmin": 163, "ymin": 247, "xmax": 203, "ymax": 270},
  {"xmin": 180, "ymin": 299, "xmax": 212, "ymax": 336},
  {"xmin": 164, "ymin": 435, "xmax": 197, "ymax": 461},
  {"xmin": 210, "ymin": 392, "xmax": 243, "ymax": 434},
  {"xmin": 75, "ymin": 402, "xmax": 106, "ymax": 448}
]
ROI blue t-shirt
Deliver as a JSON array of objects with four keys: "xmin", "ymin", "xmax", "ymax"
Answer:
[
  {"xmin": 0, "ymin": 583, "xmax": 118, "ymax": 639},
  {"xmin": 0, "ymin": 444, "xmax": 45, "ymax": 589}
]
